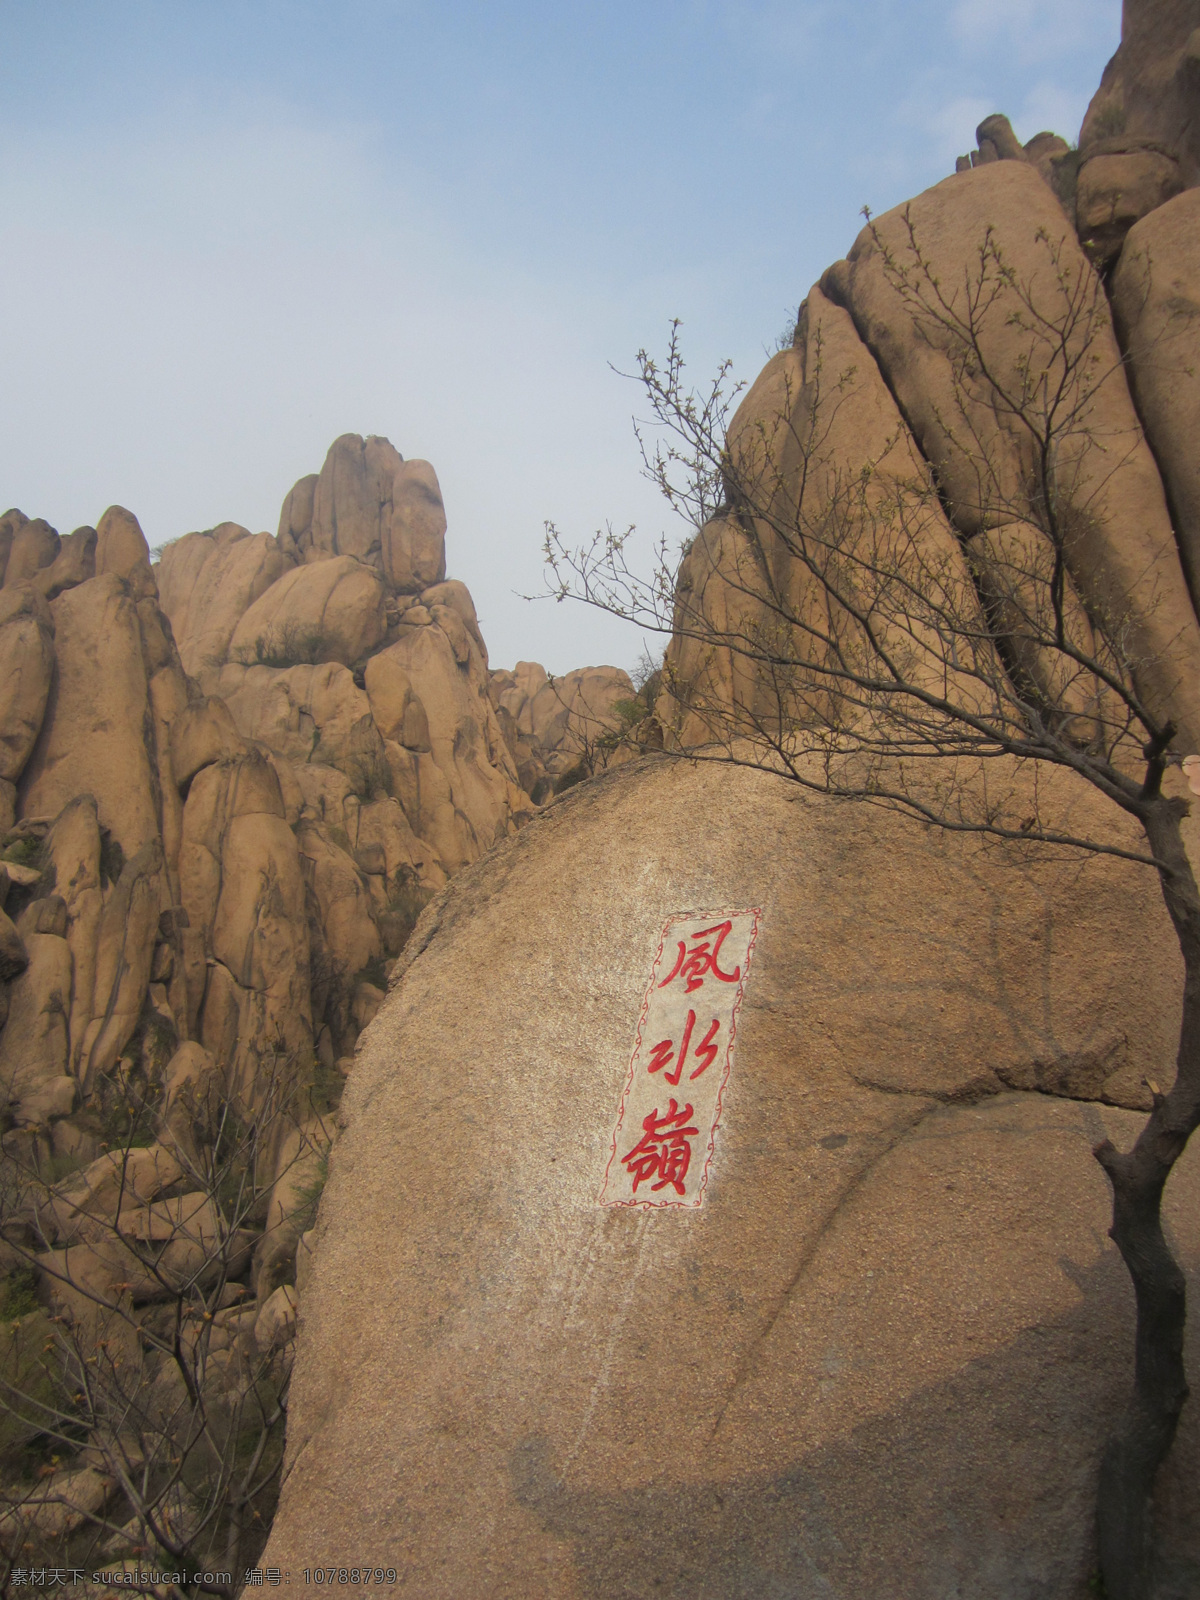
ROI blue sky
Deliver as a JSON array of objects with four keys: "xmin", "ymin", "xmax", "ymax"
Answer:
[{"xmin": 0, "ymin": 0, "xmax": 1121, "ymax": 671}]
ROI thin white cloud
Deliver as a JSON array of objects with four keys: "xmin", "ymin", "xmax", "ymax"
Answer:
[
  {"xmin": 909, "ymin": 91, "xmax": 995, "ymax": 169},
  {"xmin": 1015, "ymin": 78, "xmax": 1094, "ymax": 145},
  {"xmin": 949, "ymin": 0, "xmax": 1120, "ymax": 68}
]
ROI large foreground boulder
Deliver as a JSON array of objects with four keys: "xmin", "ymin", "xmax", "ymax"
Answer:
[{"xmin": 265, "ymin": 757, "xmax": 1199, "ymax": 1596}]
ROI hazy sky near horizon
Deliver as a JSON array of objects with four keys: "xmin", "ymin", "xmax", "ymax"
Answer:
[{"xmin": 1, "ymin": 0, "xmax": 1121, "ymax": 672}]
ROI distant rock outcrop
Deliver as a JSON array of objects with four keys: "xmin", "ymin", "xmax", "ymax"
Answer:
[{"xmin": 0, "ymin": 433, "xmax": 633, "ymax": 1533}]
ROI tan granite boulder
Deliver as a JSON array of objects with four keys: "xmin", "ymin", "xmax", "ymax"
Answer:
[
  {"xmin": 95, "ymin": 505, "xmax": 157, "ymax": 600},
  {"xmin": 35, "ymin": 525, "xmax": 96, "ymax": 599},
  {"xmin": 1075, "ymin": 146, "xmax": 1184, "ymax": 266},
  {"xmin": 385, "ymin": 460, "xmax": 448, "ymax": 594},
  {"xmin": 159, "ymin": 1040, "xmax": 223, "ymax": 1155},
  {"xmin": 287, "ymin": 435, "xmax": 448, "ymax": 592},
  {"xmin": 382, "ymin": 740, "xmax": 478, "ymax": 878},
  {"xmin": 310, "ymin": 434, "xmax": 405, "ymax": 568},
  {"xmin": 823, "ymin": 160, "xmax": 1200, "ymax": 753},
  {"xmin": 79, "ymin": 840, "xmax": 165, "ymax": 1090},
  {"xmin": 1111, "ymin": 187, "xmax": 1200, "ymax": 609},
  {"xmin": 228, "ymin": 555, "xmax": 387, "ymax": 669},
  {"xmin": 0, "ymin": 906, "xmax": 26, "ymax": 983},
  {"xmin": 295, "ymin": 816, "xmax": 380, "ymax": 989},
  {"xmin": 363, "ymin": 651, "xmax": 431, "ymax": 752},
  {"xmin": 216, "ymin": 661, "xmax": 390, "ymax": 797},
  {"xmin": 368, "ymin": 621, "xmax": 525, "ymax": 872},
  {"xmin": 156, "ymin": 522, "xmax": 293, "ymax": 680},
  {"xmin": 1079, "ymin": 0, "xmax": 1200, "ymax": 188},
  {"xmin": 19, "ymin": 574, "xmax": 163, "ymax": 861},
  {"xmin": 265, "ymin": 756, "xmax": 1198, "ymax": 1594},
  {"xmin": 0, "ymin": 508, "xmax": 24, "ymax": 585},
  {"xmin": 178, "ymin": 752, "xmax": 311, "ymax": 1101},
  {"xmin": 255, "ymin": 1121, "xmax": 330, "ymax": 1300},
  {"xmin": 50, "ymin": 1142, "xmax": 184, "ymax": 1240},
  {"xmin": 169, "ymin": 694, "xmax": 247, "ymax": 791},
  {"xmin": 44, "ymin": 796, "xmax": 104, "ymax": 1073},
  {"xmin": 0, "ymin": 928, "xmax": 74, "ymax": 1126},
  {"xmin": 3, "ymin": 518, "xmax": 59, "ymax": 586},
  {"xmin": 354, "ymin": 795, "xmax": 445, "ymax": 900},
  {"xmin": 276, "ymin": 473, "xmax": 318, "ymax": 562},
  {"xmin": 0, "ymin": 582, "xmax": 55, "ymax": 784}
]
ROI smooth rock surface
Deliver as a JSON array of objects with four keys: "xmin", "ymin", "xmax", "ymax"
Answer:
[
  {"xmin": 265, "ymin": 757, "xmax": 1198, "ymax": 1596},
  {"xmin": 1112, "ymin": 187, "xmax": 1200, "ymax": 609},
  {"xmin": 156, "ymin": 522, "xmax": 293, "ymax": 680},
  {"xmin": 0, "ymin": 582, "xmax": 55, "ymax": 783},
  {"xmin": 19, "ymin": 574, "xmax": 164, "ymax": 860},
  {"xmin": 228, "ymin": 555, "xmax": 387, "ymax": 669},
  {"xmin": 824, "ymin": 159, "xmax": 1200, "ymax": 753}
]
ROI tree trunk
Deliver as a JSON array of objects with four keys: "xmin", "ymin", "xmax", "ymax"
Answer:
[{"xmin": 1094, "ymin": 797, "xmax": 1200, "ymax": 1599}]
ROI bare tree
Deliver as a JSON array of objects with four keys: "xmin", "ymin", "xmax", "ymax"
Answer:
[
  {"xmin": 0, "ymin": 1045, "xmax": 331, "ymax": 1596},
  {"xmin": 545, "ymin": 221, "xmax": 1200, "ymax": 1600}
]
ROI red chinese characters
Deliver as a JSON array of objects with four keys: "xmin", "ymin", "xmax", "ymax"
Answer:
[
  {"xmin": 658, "ymin": 920, "xmax": 741, "ymax": 994},
  {"xmin": 621, "ymin": 1099, "xmax": 699, "ymax": 1196},
  {"xmin": 647, "ymin": 1010, "xmax": 720, "ymax": 1084},
  {"xmin": 600, "ymin": 906, "xmax": 762, "ymax": 1209}
]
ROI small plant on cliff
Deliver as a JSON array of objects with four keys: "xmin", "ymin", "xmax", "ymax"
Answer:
[{"xmin": 546, "ymin": 222, "xmax": 1200, "ymax": 1599}]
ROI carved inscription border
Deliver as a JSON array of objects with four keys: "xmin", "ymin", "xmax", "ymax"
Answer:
[{"xmin": 598, "ymin": 907, "xmax": 762, "ymax": 1210}]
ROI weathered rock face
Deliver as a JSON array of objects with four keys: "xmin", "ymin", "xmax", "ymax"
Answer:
[
  {"xmin": 4, "ymin": 518, "xmax": 59, "ymax": 587},
  {"xmin": 178, "ymin": 752, "xmax": 312, "ymax": 1102},
  {"xmin": 821, "ymin": 159, "xmax": 1200, "ymax": 753},
  {"xmin": 45, "ymin": 796, "xmax": 105, "ymax": 1074},
  {"xmin": 0, "ymin": 917, "xmax": 74, "ymax": 1127},
  {"xmin": 265, "ymin": 756, "xmax": 1199, "ymax": 1593},
  {"xmin": 0, "ymin": 583, "xmax": 55, "ymax": 785},
  {"xmin": 277, "ymin": 435, "xmax": 448, "ymax": 595},
  {"xmin": 1079, "ymin": 0, "xmax": 1200, "ymax": 200},
  {"xmin": 0, "ymin": 509, "xmax": 24, "ymax": 585},
  {"xmin": 369, "ymin": 620, "xmax": 528, "ymax": 875},
  {"xmin": 666, "ymin": 286, "xmax": 1007, "ymax": 748},
  {"xmin": 19, "ymin": 574, "xmax": 170, "ymax": 861},
  {"xmin": 156, "ymin": 523, "xmax": 293, "ymax": 680},
  {"xmin": 228, "ymin": 556, "xmax": 388, "ymax": 671},
  {"xmin": 1111, "ymin": 186, "xmax": 1200, "ymax": 602},
  {"xmin": 309, "ymin": 433, "xmax": 404, "ymax": 568},
  {"xmin": 384, "ymin": 459, "xmax": 448, "ymax": 594},
  {"xmin": 35, "ymin": 524, "xmax": 96, "ymax": 600},
  {"xmin": 79, "ymin": 841, "xmax": 165, "ymax": 1091},
  {"xmin": 94, "ymin": 505, "xmax": 157, "ymax": 600}
]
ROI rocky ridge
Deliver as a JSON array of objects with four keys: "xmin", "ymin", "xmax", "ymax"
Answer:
[
  {"xmin": 264, "ymin": 5, "xmax": 1200, "ymax": 1594},
  {"xmin": 0, "ymin": 437, "xmax": 637, "ymax": 1575}
]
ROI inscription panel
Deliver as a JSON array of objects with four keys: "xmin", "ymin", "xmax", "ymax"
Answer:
[{"xmin": 599, "ymin": 907, "xmax": 762, "ymax": 1209}]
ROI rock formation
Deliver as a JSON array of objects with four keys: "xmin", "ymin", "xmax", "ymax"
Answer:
[
  {"xmin": 266, "ymin": 758, "xmax": 1200, "ymax": 1594},
  {"xmin": 6, "ymin": 2, "xmax": 1200, "ymax": 1588},
  {"xmin": 263, "ymin": 6, "xmax": 1200, "ymax": 1593},
  {"xmin": 0, "ymin": 435, "xmax": 635, "ymax": 1575}
]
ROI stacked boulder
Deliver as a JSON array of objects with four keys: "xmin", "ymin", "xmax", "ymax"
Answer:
[
  {"xmin": 487, "ymin": 659, "xmax": 642, "ymax": 800},
  {"xmin": 955, "ymin": 1, "xmax": 1200, "ymax": 269},
  {"xmin": 0, "ymin": 434, "xmax": 635, "ymax": 1502},
  {"xmin": 670, "ymin": 9, "xmax": 1200, "ymax": 761}
]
